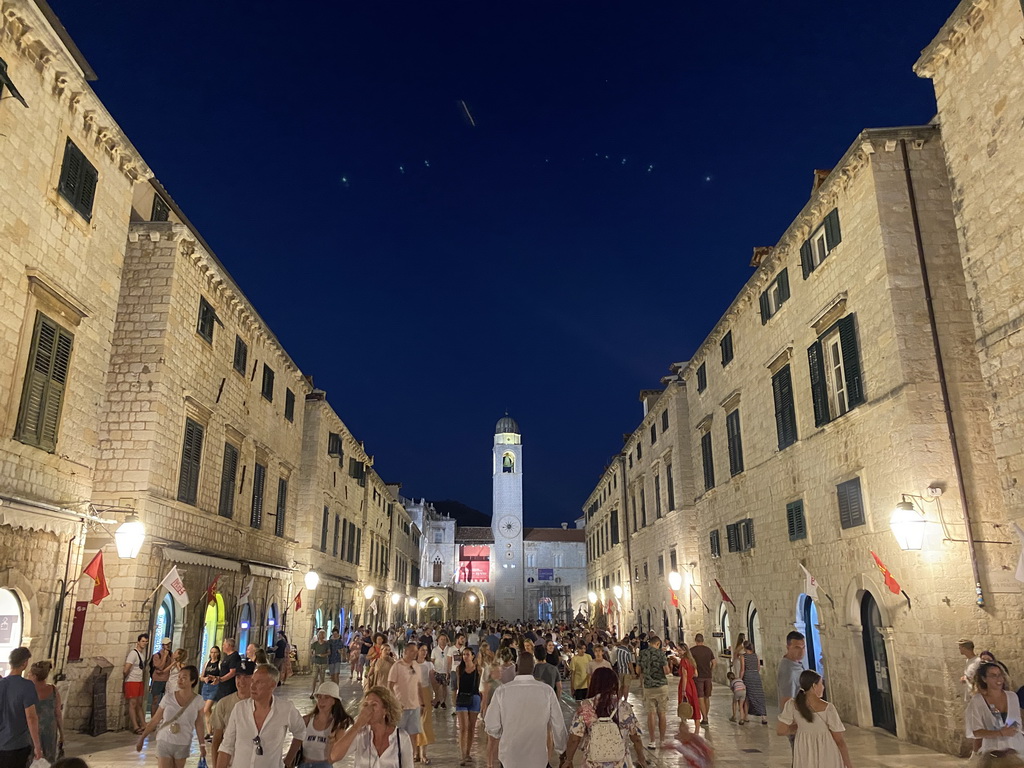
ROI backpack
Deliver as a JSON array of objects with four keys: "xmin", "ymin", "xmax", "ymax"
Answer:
[{"xmin": 587, "ymin": 712, "xmax": 626, "ymax": 764}]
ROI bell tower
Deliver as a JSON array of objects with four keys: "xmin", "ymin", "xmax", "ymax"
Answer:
[{"xmin": 492, "ymin": 414, "xmax": 524, "ymax": 621}]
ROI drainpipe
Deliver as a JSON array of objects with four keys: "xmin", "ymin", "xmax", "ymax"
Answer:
[{"xmin": 899, "ymin": 138, "xmax": 985, "ymax": 607}]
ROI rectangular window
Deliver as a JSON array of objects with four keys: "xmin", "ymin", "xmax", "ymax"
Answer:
[
  {"xmin": 15, "ymin": 312, "xmax": 73, "ymax": 452},
  {"xmin": 666, "ymin": 464, "xmax": 675, "ymax": 511},
  {"xmin": 151, "ymin": 195, "xmax": 170, "ymax": 222},
  {"xmin": 57, "ymin": 138, "xmax": 98, "ymax": 220},
  {"xmin": 661, "ymin": 409, "xmax": 669, "ymax": 432},
  {"xmin": 554, "ymin": 553, "xmax": 563, "ymax": 568},
  {"xmin": 808, "ymin": 314, "xmax": 865, "ymax": 426},
  {"xmin": 349, "ymin": 458, "xmax": 366, "ymax": 486},
  {"xmin": 654, "ymin": 474, "xmax": 663, "ymax": 518},
  {"xmin": 333, "ymin": 514, "xmax": 340, "ymax": 556},
  {"xmin": 727, "ymin": 519, "xmax": 755, "ymax": 552},
  {"xmin": 772, "ymin": 365, "xmax": 798, "ymax": 450},
  {"xmin": 720, "ymin": 331, "xmax": 734, "ymax": 366},
  {"xmin": 670, "ymin": 548, "xmax": 677, "ymax": 572},
  {"xmin": 261, "ymin": 364, "xmax": 274, "ymax": 401},
  {"xmin": 837, "ymin": 477, "xmax": 866, "ymax": 529},
  {"xmin": 275, "ymin": 478, "xmax": 287, "ymax": 537},
  {"xmin": 321, "ymin": 506, "xmax": 330, "ymax": 552},
  {"xmin": 197, "ymin": 297, "xmax": 215, "ymax": 343},
  {"xmin": 726, "ymin": 409, "xmax": 744, "ymax": 476},
  {"xmin": 759, "ymin": 268, "xmax": 791, "ymax": 323},
  {"xmin": 341, "ymin": 517, "xmax": 348, "ymax": 560},
  {"xmin": 631, "ymin": 494, "xmax": 637, "ymax": 533},
  {"xmin": 787, "ymin": 500, "xmax": 807, "ymax": 541},
  {"xmin": 657, "ymin": 555, "xmax": 665, "ymax": 576},
  {"xmin": 250, "ymin": 462, "xmax": 266, "ymax": 529},
  {"xmin": 800, "ymin": 208, "xmax": 841, "ymax": 278},
  {"xmin": 349, "ymin": 522, "xmax": 358, "ymax": 562},
  {"xmin": 328, "ymin": 432, "xmax": 343, "ymax": 457},
  {"xmin": 176, "ymin": 418, "xmax": 204, "ymax": 505},
  {"xmin": 355, "ymin": 528, "xmax": 362, "ymax": 564},
  {"xmin": 650, "ymin": 423, "xmax": 657, "ymax": 445},
  {"xmin": 643, "ymin": 562, "xmax": 649, "ymax": 581},
  {"xmin": 284, "ymin": 388, "xmax": 295, "ymax": 422},
  {"xmin": 640, "ymin": 487, "xmax": 647, "ymax": 527},
  {"xmin": 610, "ymin": 508, "xmax": 620, "ymax": 544},
  {"xmin": 636, "ymin": 442, "xmax": 642, "ymax": 461},
  {"xmin": 233, "ymin": 336, "xmax": 248, "ymax": 375},
  {"xmin": 217, "ymin": 442, "xmax": 239, "ymax": 518},
  {"xmin": 710, "ymin": 530, "xmax": 721, "ymax": 558},
  {"xmin": 527, "ymin": 553, "xmax": 536, "ymax": 567},
  {"xmin": 701, "ymin": 431, "xmax": 715, "ymax": 491},
  {"xmin": 696, "ymin": 362, "xmax": 707, "ymax": 392}
]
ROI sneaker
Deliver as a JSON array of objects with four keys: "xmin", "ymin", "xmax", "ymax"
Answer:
[
  {"xmin": 646, "ymin": 742, "xmax": 656, "ymax": 750},
  {"xmin": 700, "ymin": 719, "xmax": 710, "ymax": 726}
]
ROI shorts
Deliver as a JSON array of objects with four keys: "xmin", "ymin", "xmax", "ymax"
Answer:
[
  {"xmin": 732, "ymin": 689, "xmax": 747, "ymax": 702},
  {"xmin": 328, "ymin": 662, "xmax": 342, "ymax": 675},
  {"xmin": 124, "ymin": 681, "xmax": 144, "ymax": 699},
  {"xmin": 434, "ymin": 672, "xmax": 450, "ymax": 686},
  {"xmin": 694, "ymin": 678, "xmax": 713, "ymax": 698},
  {"xmin": 455, "ymin": 694, "xmax": 481, "ymax": 713},
  {"xmin": 312, "ymin": 662, "xmax": 327, "ymax": 676},
  {"xmin": 156, "ymin": 741, "xmax": 191, "ymax": 759},
  {"xmin": 642, "ymin": 684, "xmax": 669, "ymax": 713},
  {"xmin": 398, "ymin": 707, "xmax": 423, "ymax": 734},
  {"xmin": 201, "ymin": 682, "xmax": 219, "ymax": 701}
]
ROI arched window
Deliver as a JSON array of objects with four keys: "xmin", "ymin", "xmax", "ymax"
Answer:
[
  {"xmin": 238, "ymin": 604, "xmax": 252, "ymax": 651},
  {"xmin": 154, "ymin": 593, "xmax": 174, "ymax": 648},
  {"xmin": 0, "ymin": 588, "xmax": 24, "ymax": 676},
  {"xmin": 432, "ymin": 556, "xmax": 443, "ymax": 584},
  {"xmin": 502, "ymin": 453, "xmax": 515, "ymax": 473},
  {"xmin": 720, "ymin": 604, "xmax": 732, "ymax": 653},
  {"xmin": 266, "ymin": 603, "xmax": 278, "ymax": 647}
]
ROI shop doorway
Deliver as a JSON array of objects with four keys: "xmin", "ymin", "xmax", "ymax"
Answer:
[
  {"xmin": 861, "ymin": 592, "xmax": 896, "ymax": 735},
  {"xmin": 200, "ymin": 594, "xmax": 226, "ymax": 666},
  {"xmin": 798, "ymin": 594, "xmax": 825, "ymax": 679},
  {"xmin": 0, "ymin": 588, "xmax": 24, "ymax": 676},
  {"xmin": 238, "ymin": 604, "xmax": 252, "ymax": 651}
]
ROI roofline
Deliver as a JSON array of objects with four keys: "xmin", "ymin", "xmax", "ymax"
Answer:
[
  {"xmin": 33, "ymin": 0, "xmax": 97, "ymax": 81},
  {"xmin": 914, "ymin": 0, "xmax": 991, "ymax": 78}
]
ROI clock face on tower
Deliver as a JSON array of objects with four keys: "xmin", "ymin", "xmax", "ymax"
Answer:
[{"xmin": 497, "ymin": 515, "xmax": 521, "ymax": 538}]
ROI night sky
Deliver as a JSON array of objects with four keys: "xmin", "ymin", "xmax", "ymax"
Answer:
[{"xmin": 51, "ymin": 0, "xmax": 958, "ymax": 527}]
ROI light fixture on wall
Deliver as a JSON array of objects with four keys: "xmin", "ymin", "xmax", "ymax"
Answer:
[
  {"xmin": 304, "ymin": 570, "xmax": 321, "ymax": 590},
  {"xmin": 114, "ymin": 513, "xmax": 146, "ymax": 559},
  {"xmin": 612, "ymin": 585, "xmax": 623, "ymax": 599},
  {"xmin": 587, "ymin": 591, "xmax": 597, "ymax": 604},
  {"xmin": 667, "ymin": 571, "xmax": 682, "ymax": 591},
  {"xmin": 363, "ymin": 585, "xmax": 375, "ymax": 600},
  {"xmin": 391, "ymin": 593, "xmax": 401, "ymax": 605},
  {"xmin": 889, "ymin": 498, "xmax": 927, "ymax": 551}
]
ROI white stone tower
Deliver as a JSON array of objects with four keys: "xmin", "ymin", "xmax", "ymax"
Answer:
[{"xmin": 492, "ymin": 414, "xmax": 525, "ymax": 621}]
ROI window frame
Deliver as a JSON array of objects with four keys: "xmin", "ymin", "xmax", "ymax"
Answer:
[
  {"xmin": 261, "ymin": 364, "xmax": 275, "ymax": 402},
  {"xmin": 700, "ymin": 431, "xmax": 715, "ymax": 491},
  {"xmin": 726, "ymin": 409, "xmax": 744, "ymax": 476},
  {"xmin": 250, "ymin": 462, "xmax": 267, "ymax": 529},
  {"xmin": 696, "ymin": 362, "xmax": 707, "ymax": 393},
  {"xmin": 176, "ymin": 417, "xmax": 205, "ymax": 506},
  {"xmin": 196, "ymin": 297, "xmax": 216, "ymax": 344},
  {"xmin": 284, "ymin": 388, "xmax": 295, "ymax": 422},
  {"xmin": 709, "ymin": 529, "xmax": 721, "ymax": 558},
  {"xmin": 837, "ymin": 477, "xmax": 866, "ymax": 529},
  {"xmin": 15, "ymin": 312, "xmax": 74, "ymax": 453},
  {"xmin": 786, "ymin": 500, "xmax": 807, "ymax": 541},
  {"xmin": 57, "ymin": 138, "xmax": 98, "ymax": 221},
  {"xmin": 217, "ymin": 442, "xmax": 239, "ymax": 518},
  {"xmin": 233, "ymin": 336, "xmax": 248, "ymax": 375},
  {"xmin": 720, "ymin": 331, "xmax": 734, "ymax": 367}
]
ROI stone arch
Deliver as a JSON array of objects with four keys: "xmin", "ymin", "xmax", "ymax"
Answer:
[{"xmin": 0, "ymin": 568, "xmax": 36, "ymax": 652}]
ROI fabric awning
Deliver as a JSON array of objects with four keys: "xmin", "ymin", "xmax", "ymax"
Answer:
[
  {"xmin": 247, "ymin": 564, "xmax": 292, "ymax": 580},
  {"xmin": 162, "ymin": 547, "xmax": 241, "ymax": 572}
]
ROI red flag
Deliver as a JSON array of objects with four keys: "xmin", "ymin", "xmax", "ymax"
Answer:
[
  {"xmin": 82, "ymin": 551, "xmax": 110, "ymax": 606},
  {"xmin": 714, "ymin": 579, "xmax": 735, "ymax": 608},
  {"xmin": 205, "ymin": 575, "xmax": 220, "ymax": 605},
  {"xmin": 293, "ymin": 589, "xmax": 302, "ymax": 611},
  {"xmin": 670, "ymin": 590, "xmax": 679, "ymax": 608},
  {"xmin": 870, "ymin": 551, "xmax": 902, "ymax": 594}
]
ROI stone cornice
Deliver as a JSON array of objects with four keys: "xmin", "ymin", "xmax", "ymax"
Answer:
[
  {"xmin": 1, "ymin": 0, "xmax": 152, "ymax": 183},
  {"xmin": 914, "ymin": 0, "xmax": 990, "ymax": 78}
]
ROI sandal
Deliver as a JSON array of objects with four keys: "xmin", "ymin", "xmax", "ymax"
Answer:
[
  {"xmin": 422, "ymin": 759, "xmax": 431, "ymax": 765},
  {"xmin": 134, "ymin": 728, "xmax": 145, "ymax": 735}
]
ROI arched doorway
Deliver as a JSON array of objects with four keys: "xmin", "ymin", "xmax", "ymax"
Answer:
[
  {"xmin": 645, "ymin": 609, "xmax": 652, "ymax": 634},
  {"xmin": 662, "ymin": 609, "xmax": 670, "ymax": 640},
  {"xmin": 797, "ymin": 594, "xmax": 825, "ymax": 678},
  {"xmin": 747, "ymin": 604, "xmax": 763, "ymax": 657},
  {"xmin": 266, "ymin": 603, "xmax": 279, "ymax": 647},
  {"xmin": 0, "ymin": 588, "xmax": 24, "ymax": 676},
  {"xmin": 315, "ymin": 608, "xmax": 324, "ymax": 633},
  {"xmin": 238, "ymin": 604, "xmax": 253, "ymax": 651},
  {"xmin": 153, "ymin": 593, "xmax": 175, "ymax": 648},
  {"xmin": 719, "ymin": 604, "xmax": 732, "ymax": 653},
  {"xmin": 425, "ymin": 598, "xmax": 443, "ymax": 624},
  {"xmin": 675, "ymin": 609, "xmax": 684, "ymax": 644},
  {"xmin": 201, "ymin": 594, "xmax": 226, "ymax": 666},
  {"xmin": 861, "ymin": 592, "xmax": 896, "ymax": 734},
  {"xmin": 538, "ymin": 597, "xmax": 553, "ymax": 623}
]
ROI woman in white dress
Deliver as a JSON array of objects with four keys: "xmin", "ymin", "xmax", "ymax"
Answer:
[
  {"xmin": 777, "ymin": 670, "xmax": 853, "ymax": 768},
  {"xmin": 965, "ymin": 661, "xmax": 1024, "ymax": 760},
  {"xmin": 136, "ymin": 665, "xmax": 206, "ymax": 768}
]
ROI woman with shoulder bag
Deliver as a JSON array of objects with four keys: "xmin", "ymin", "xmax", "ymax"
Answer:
[
  {"xmin": 136, "ymin": 665, "xmax": 206, "ymax": 768},
  {"xmin": 289, "ymin": 681, "xmax": 354, "ymax": 768},
  {"xmin": 454, "ymin": 647, "xmax": 482, "ymax": 765},
  {"xmin": 966, "ymin": 662, "xmax": 1024, "ymax": 768},
  {"xmin": 561, "ymin": 668, "xmax": 647, "ymax": 768}
]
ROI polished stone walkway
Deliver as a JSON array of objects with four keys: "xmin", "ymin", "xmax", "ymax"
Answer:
[{"xmin": 65, "ymin": 669, "xmax": 967, "ymax": 767}]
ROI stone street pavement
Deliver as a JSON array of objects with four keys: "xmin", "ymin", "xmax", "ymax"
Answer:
[{"xmin": 64, "ymin": 670, "xmax": 967, "ymax": 767}]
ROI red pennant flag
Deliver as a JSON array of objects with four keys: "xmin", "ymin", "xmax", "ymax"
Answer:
[
  {"xmin": 205, "ymin": 574, "xmax": 220, "ymax": 605},
  {"xmin": 670, "ymin": 590, "xmax": 679, "ymax": 608},
  {"xmin": 714, "ymin": 579, "xmax": 736, "ymax": 608},
  {"xmin": 293, "ymin": 589, "xmax": 302, "ymax": 611},
  {"xmin": 82, "ymin": 551, "xmax": 110, "ymax": 606},
  {"xmin": 870, "ymin": 551, "xmax": 902, "ymax": 594}
]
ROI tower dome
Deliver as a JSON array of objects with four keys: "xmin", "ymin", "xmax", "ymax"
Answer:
[{"xmin": 495, "ymin": 414, "xmax": 520, "ymax": 434}]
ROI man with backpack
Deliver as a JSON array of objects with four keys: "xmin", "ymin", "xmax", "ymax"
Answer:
[
  {"xmin": 150, "ymin": 637, "xmax": 173, "ymax": 708},
  {"xmin": 123, "ymin": 633, "xmax": 149, "ymax": 733}
]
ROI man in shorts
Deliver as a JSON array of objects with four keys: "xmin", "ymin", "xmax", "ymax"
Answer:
[
  {"xmin": 327, "ymin": 627, "xmax": 345, "ymax": 684},
  {"xmin": 387, "ymin": 643, "xmax": 423, "ymax": 740},
  {"xmin": 638, "ymin": 634, "xmax": 670, "ymax": 749},
  {"xmin": 123, "ymin": 633, "xmax": 149, "ymax": 733},
  {"xmin": 689, "ymin": 634, "xmax": 717, "ymax": 727}
]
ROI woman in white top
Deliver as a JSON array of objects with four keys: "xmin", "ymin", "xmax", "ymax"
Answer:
[
  {"xmin": 776, "ymin": 670, "xmax": 853, "ymax": 768},
  {"xmin": 330, "ymin": 686, "xmax": 413, "ymax": 768},
  {"xmin": 164, "ymin": 648, "xmax": 187, "ymax": 697},
  {"xmin": 291, "ymin": 681, "xmax": 354, "ymax": 768},
  {"xmin": 415, "ymin": 644, "xmax": 436, "ymax": 763},
  {"xmin": 965, "ymin": 661, "xmax": 1024, "ymax": 758},
  {"xmin": 136, "ymin": 665, "xmax": 206, "ymax": 768}
]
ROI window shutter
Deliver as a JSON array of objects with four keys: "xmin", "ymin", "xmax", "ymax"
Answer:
[
  {"xmin": 17, "ymin": 314, "xmax": 74, "ymax": 452},
  {"xmin": 824, "ymin": 208, "xmax": 842, "ymax": 250},
  {"xmin": 284, "ymin": 389, "xmax": 295, "ymax": 422},
  {"xmin": 321, "ymin": 507, "xmax": 329, "ymax": 551},
  {"xmin": 57, "ymin": 140, "xmax": 82, "ymax": 207},
  {"xmin": 328, "ymin": 433, "xmax": 343, "ymax": 457},
  {"xmin": 275, "ymin": 478, "xmax": 287, "ymax": 537},
  {"xmin": 837, "ymin": 477, "xmax": 865, "ymax": 529},
  {"xmin": 233, "ymin": 337, "xmax": 248, "ymax": 374},
  {"xmin": 701, "ymin": 432, "xmax": 715, "ymax": 490},
  {"xmin": 710, "ymin": 530, "xmax": 721, "ymax": 558},
  {"xmin": 800, "ymin": 240, "xmax": 812, "ymax": 279},
  {"xmin": 772, "ymin": 365, "xmax": 798, "ymax": 450},
  {"xmin": 786, "ymin": 500, "xmax": 806, "ymax": 541},
  {"xmin": 250, "ymin": 463, "xmax": 266, "ymax": 528},
  {"xmin": 777, "ymin": 268, "xmax": 791, "ymax": 303},
  {"xmin": 807, "ymin": 340, "xmax": 830, "ymax": 427},
  {"xmin": 759, "ymin": 290, "xmax": 770, "ymax": 324},
  {"xmin": 726, "ymin": 409, "xmax": 744, "ymax": 476},
  {"xmin": 740, "ymin": 518, "xmax": 755, "ymax": 550},
  {"xmin": 726, "ymin": 523, "xmax": 739, "ymax": 553},
  {"xmin": 333, "ymin": 514, "xmax": 340, "ymax": 555},
  {"xmin": 837, "ymin": 314, "xmax": 865, "ymax": 407},
  {"xmin": 78, "ymin": 163, "xmax": 98, "ymax": 218},
  {"xmin": 177, "ymin": 419, "xmax": 204, "ymax": 505},
  {"xmin": 218, "ymin": 443, "xmax": 239, "ymax": 518}
]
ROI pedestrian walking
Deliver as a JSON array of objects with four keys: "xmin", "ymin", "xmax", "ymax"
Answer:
[
  {"xmin": 329, "ymin": 686, "xmax": 414, "ymax": 768},
  {"xmin": 739, "ymin": 641, "xmax": 768, "ymax": 726},
  {"xmin": 728, "ymin": 672, "xmax": 747, "ymax": 725},
  {"xmin": 428, "ymin": 633, "xmax": 450, "ymax": 708},
  {"xmin": 414, "ymin": 644, "xmax": 435, "ymax": 764},
  {"xmin": 960, "ymin": 639, "xmax": 983, "ymax": 701},
  {"xmin": 368, "ymin": 644, "xmax": 396, "ymax": 692},
  {"xmin": 777, "ymin": 670, "xmax": 853, "ymax": 768},
  {"xmin": 561, "ymin": 667, "xmax": 648, "ymax": 768},
  {"xmin": 387, "ymin": 643, "xmax": 423, "ymax": 747},
  {"xmin": 349, "ymin": 630, "xmax": 365, "ymax": 683},
  {"xmin": 327, "ymin": 628, "xmax": 345, "ymax": 685},
  {"xmin": 309, "ymin": 630, "xmax": 328, "ymax": 699},
  {"xmin": 150, "ymin": 639, "xmax": 173, "ymax": 709},
  {"xmin": 213, "ymin": 638, "xmax": 242, "ymax": 703},
  {"xmin": 273, "ymin": 632, "xmax": 290, "ymax": 683},
  {"xmin": 136, "ymin": 665, "xmax": 207, "ymax": 768},
  {"xmin": 965, "ymin": 661, "xmax": 1024, "ymax": 762},
  {"xmin": 676, "ymin": 644, "xmax": 702, "ymax": 734},
  {"xmin": 28, "ymin": 659, "xmax": 64, "ymax": 763},
  {"xmin": 454, "ymin": 647, "xmax": 482, "ymax": 765},
  {"xmin": 571, "ymin": 643, "xmax": 594, "ymax": 700},
  {"xmin": 217, "ymin": 664, "xmax": 305, "ymax": 768},
  {"xmin": 0, "ymin": 647, "xmax": 44, "ymax": 767},
  {"xmin": 290, "ymin": 681, "xmax": 353, "ymax": 768},
  {"xmin": 209, "ymin": 663, "xmax": 253, "ymax": 768},
  {"xmin": 533, "ymin": 646, "xmax": 561, "ymax": 696},
  {"xmin": 164, "ymin": 648, "xmax": 187, "ymax": 698},
  {"xmin": 638, "ymin": 634, "xmax": 670, "ymax": 748},
  {"xmin": 484, "ymin": 652, "xmax": 567, "ymax": 768},
  {"xmin": 777, "ymin": 631, "xmax": 807, "ymax": 739},
  {"xmin": 689, "ymin": 634, "xmax": 716, "ymax": 727},
  {"xmin": 200, "ymin": 646, "xmax": 221, "ymax": 739},
  {"xmin": 123, "ymin": 633, "xmax": 150, "ymax": 734}
]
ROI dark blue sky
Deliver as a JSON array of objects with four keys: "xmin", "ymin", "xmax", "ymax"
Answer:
[{"xmin": 53, "ymin": 0, "xmax": 957, "ymax": 526}]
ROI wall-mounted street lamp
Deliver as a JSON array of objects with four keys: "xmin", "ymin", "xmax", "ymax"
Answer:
[
  {"xmin": 113, "ymin": 513, "xmax": 146, "ymax": 559},
  {"xmin": 468, "ymin": 594, "xmax": 476, "ymax": 603},
  {"xmin": 612, "ymin": 585, "xmax": 623, "ymax": 600},
  {"xmin": 363, "ymin": 584, "xmax": 375, "ymax": 600},
  {"xmin": 587, "ymin": 591, "xmax": 597, "ymax": 605},
  {"xmin": 890, "ymin": 499, "xmax": 927, "ymax": 551},
  {"xmin": 390, "ymin": 593, "xmax": 401, "ymax": 605},
  {"xmin": 667, "ymin": 571, "xmax": 683, "ymax": 592},
  {"xmin": 304, "ymin": 570, "xmax": 321, "ymax": 591}
]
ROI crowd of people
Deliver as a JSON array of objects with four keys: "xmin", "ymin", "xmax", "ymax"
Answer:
[{"xmin": 2, "ymin": 624, "xmax": 1024, "ymax": 768}]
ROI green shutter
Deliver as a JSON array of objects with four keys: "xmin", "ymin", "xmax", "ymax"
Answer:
[
  {"xmin": 800, "ymin": 240, "xmax": 812, "ymax": 279},
  {"xmin": 837, "ymin": 477, "xmax": 865, "ymax": 529},
  {"xmin": 16, "ymin": 313, "xmax": 74, "ymax": 452},
  {"xmin": 726, "ymin": 409, "xmax": 744, "ymax": 475},
  {"xmin": 78, "ymin": 162, "xmax": 98, "ymax": 219},
  {"xmin": 218, "ymin": 443, "xmax": 239, "ymax": 518},
  {"xmin": 807, "ymin": 340, "xmax": 830, "ymax": 427},
  {"xmin": 824, "ymin": 208, "xmax": 842, "ymax": 251},
  {"xmin": 177, "ymin": 419, "xmax": 204, "ymax": 504},
  {"xmin": 275, "ymin": 478, "xmax": 287, "ymax": 537},
  {"xmin": 250, "ymin": 463, "xmax": 266, "ymax": 528},
  {"xmin": 57, "ymin": 140, "xmax": 98, "ymax": 220},
  {"xmin": 759, "ymin": 290, "xmax": 769, "ymax": 324},
  {"xmin": 777, "ymin": 268, "xmax": 790, "ymax": 303},
  {"xmin": 772, "ymin": 365, "xmax": 798, "ymax": 450},
  {"xmin": 726, "ymin": 523, "xmax": 739, "ymax": 552},
  {"xmin": 838, "ymin": 314, "xmax": 865, "ymax": 407},
  {"xmin": 701, "ymin": 432, "xmax": 715, "ymax": 490}
]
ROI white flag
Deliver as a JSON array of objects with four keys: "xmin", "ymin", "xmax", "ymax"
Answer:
[
  {"xmin": 369, "ymin": 598, "xmax": 378, "ymax": 615},
  {"xmin": 161, "ymin": 566, "xmax": 189, "ymax": 607},
  {"xmin": 800, "ymin": 563, "xmax": 819, "ymax": 600},
  {"xmin": 1014, "ymin": 523, "xmax": 1024, "ymax": 583},
  {"xmin": 237, "ymin": 577, "xmax": 254, "ymax": 606}
]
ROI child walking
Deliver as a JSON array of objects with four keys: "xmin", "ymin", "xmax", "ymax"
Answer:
[{"xmin": 729, "ymin": 671, "xmax": 748, "ymax": 724}]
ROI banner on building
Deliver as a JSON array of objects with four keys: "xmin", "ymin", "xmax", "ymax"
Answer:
[
  {"xmin": 538, "ymin": 568, "xmax": 554, "ymax": 581},
  {"xmin": 68, "ymin": 601, "xmax": 88, "ymax": 662},
  {"xmin": 799, "ymin": 563, "xmax": 819, "ymax": 600},
  {"xmin": 161, "ymin": 566, "xmax": 189, "ymax": 607},
  {"xmin": 238, "ymin": 577, "xmax": 254, "ymax": 606},
  {"xmin": 82, "ymin": 550, "xmax": 110, "ymax": 606}
]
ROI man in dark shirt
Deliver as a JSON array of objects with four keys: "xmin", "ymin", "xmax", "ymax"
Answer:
[
  {"xmin": 532, "ymin": 647, "xmax": 561, "ymax": 696},
  {"xmin": 0, "ymin": 647, "xmax": 43, "ymax": 766},
  {"xmin": 214, "ymin": 637, "xmax": 242, "ymax": 701},
  {"xmin": 689, "ymin": 634, "xmax": 717, "ymax": 727}
]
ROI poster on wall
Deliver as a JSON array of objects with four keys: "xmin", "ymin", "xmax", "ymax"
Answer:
[{"xmin": 538, "ymin": 569, "xmax": 554, "ymax": 581}]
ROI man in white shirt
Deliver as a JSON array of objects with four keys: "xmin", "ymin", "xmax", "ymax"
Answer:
[
  {"xmin": 429, "ymin": 634, "xmax": 450, "ymax": 708},
  {"xmin": 388, "ymin": 643, "xmax": 424, "ymax": 738},
  {"xmin": 447, "ymin": 634, "xmax": 467, "ymax": 714},
  {"xmin": 960, "ymin": 639, "xmax": 982, "ymax": 701},
  {"xmin": 485, "ymin": 653, "xmax": 567, "ymax": 768},
  {"xmin": 217, "ymin": 664, "xmax": 304, "ymax": 768}
]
